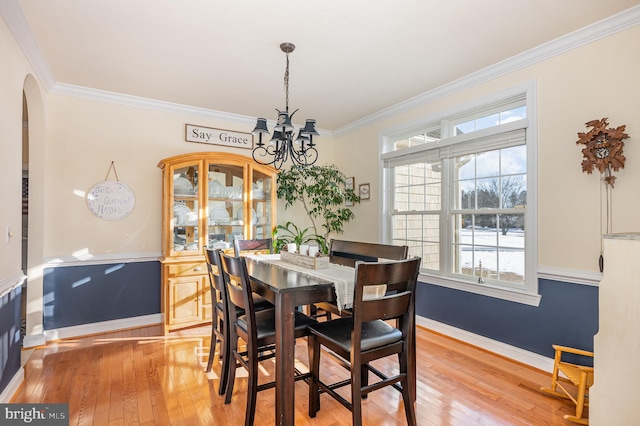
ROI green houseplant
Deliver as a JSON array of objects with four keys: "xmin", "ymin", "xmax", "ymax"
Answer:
[
  {"xmin": 274, "ymin": 164, "xmax": 360, "ymax": 253},
  {"xmin": 271, "ymin": 221, "xmax": 326, "ymax": 254}
]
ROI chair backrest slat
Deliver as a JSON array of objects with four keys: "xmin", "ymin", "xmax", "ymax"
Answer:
[
  {"xmin": 352, "ymin": 257, "xmax": 421, "ymax": 329},
  {"xmin": 233, "ymin": 238, "xmax": 273, "ymax": 257},
  {"xmin": 204, "ymin": 248, "xmax": 225, "ymax": 294},
  {"xmin": 329, "ymin": 239, "xmax": 408, "ymax": 267},
  {"xmin": 359, "ymin": 293, "xmax": 412, "ymax": 323},
  {"xmin": 219, "ymin": 253, "xmax": 251, "ymax": 311}
]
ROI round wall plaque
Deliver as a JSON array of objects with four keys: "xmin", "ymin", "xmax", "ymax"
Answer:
[{"xmin": 86, "ymin": 180, "xmax": 136, "ymax": 220}]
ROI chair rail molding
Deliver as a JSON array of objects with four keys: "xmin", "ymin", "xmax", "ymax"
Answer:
[
  {"xmin": 43, "ymin": 252, "xmax": 162, "ymax": 268},
  {"xmin": 537, "ymin": 265, "xmax": 601, "ymax": 287}
]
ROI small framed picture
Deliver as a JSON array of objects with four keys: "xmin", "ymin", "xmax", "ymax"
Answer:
[
  {"xmin": 345, "ymin": 177, "xmax": 355, "ymax": 206},
  {"xmin": 345, "ymin": 177, "xmax": 354, "ymax": 190},
  {"xmin": 359, "ymin": 183, "xmax": 370, "ymax": 200}
]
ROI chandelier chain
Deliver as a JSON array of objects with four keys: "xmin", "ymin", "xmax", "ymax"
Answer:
[{"xmin": 284, "ymin": 52, "xmax": 290, "ymax": 111}]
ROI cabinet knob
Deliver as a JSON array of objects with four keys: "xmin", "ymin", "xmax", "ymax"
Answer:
[{"xmin": 193, "ymin": 267, "xmax": 202, "ymax": 272}]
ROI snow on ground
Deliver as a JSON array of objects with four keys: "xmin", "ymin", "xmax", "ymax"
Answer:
[{"xmin": 458, "ymin": 228, "xmax": 524, "ymax": 277}]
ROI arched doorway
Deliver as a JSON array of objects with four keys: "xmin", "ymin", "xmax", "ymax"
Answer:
[
  {"xmin": 22, "ymin": 75, "xmax": 46, "ymax": 348},
  {"xmin": 21, "ymin": 93, "xmax": 29, "ymax": 338}
]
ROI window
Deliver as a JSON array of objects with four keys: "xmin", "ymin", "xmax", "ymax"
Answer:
[{"xmin": 382, "ymin": 84, "xmax": 539, "ymax": 305}]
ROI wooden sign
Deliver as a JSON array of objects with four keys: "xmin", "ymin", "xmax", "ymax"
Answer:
[
  {"xmin": 185, "ymin": 124, "xmax": 253, "ymax": 149},
  {"xmin": 86, "ymin": 181, "xmax": 136, "ymax": 220}
]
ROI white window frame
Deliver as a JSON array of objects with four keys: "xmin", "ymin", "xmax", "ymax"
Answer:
[{"xmin": 380, "ymin": 82, "xmax": 540, "ymax": 306}]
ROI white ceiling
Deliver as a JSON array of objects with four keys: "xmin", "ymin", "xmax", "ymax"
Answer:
[{"xmin": 5, "ymin": 0, "xmax": 640, "ymax": 132}]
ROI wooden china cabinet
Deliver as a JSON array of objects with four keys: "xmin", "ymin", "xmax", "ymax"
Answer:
[{"xmin": 157, "ymin": 152, "xmax": 277, "ymax": 334}]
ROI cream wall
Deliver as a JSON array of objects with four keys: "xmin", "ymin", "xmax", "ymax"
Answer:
[
  {"xmin": 43, "ymin": 94, "xmax": 338, "ymax": 260},
  {"xmin": 1, "ymin": 17, "xmax": 49, "ymax": 342},
  {"xmin": 332, "ymin": 25, "xmax": 640, "ymax": 274},
  {"xmin": 43, "ymin": 95, "xmax": 291, "ymax": 260},
  {"xmin": 0, "ymin": 17, "xmax": 39, "ymax": 287}
]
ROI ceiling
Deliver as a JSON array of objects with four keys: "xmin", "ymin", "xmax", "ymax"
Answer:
[{"xmin": 6, "ymin": 0, "xmax": 640, "ymax": 132}]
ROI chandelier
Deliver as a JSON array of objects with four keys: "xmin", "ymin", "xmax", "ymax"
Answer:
[{"xmin": 251, "ymin": 42, "xmax": 319, "ymax": 170}]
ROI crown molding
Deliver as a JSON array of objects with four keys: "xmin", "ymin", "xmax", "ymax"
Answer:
[
  {"xmin": 333, "ymin": 4, "xmax": 640, "ymax": 137},
  {"xmin": 50, "ymin": 82, "xmax": 258, "ymax": 124},
  {"xmin": 0, "ymin": 0, "xmax": 55, "ymax": 89},
  {"xmin": 48, "ymin": 82, "xmax": 334, "ymax": 137}
]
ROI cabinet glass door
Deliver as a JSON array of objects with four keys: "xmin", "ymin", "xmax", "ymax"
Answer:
[
  {"xmin": 172, "ymin": 164, "xmax": 199, "ymax": 253},
  {"xmin": 252, "ymin": 171, "xmax": 273, "ymax": 239},
  {"xmin": 206, "ymin": 163, "xmax": 244, "ymax": 249}
]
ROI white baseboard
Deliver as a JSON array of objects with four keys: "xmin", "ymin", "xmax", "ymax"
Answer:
[
  {"xmin": 43, "ymin": 314, "xmax": 162, "ymax": 342},
  {"xmin": 0, "ymin": 368, "xmax": 24, "ymax": 403},
  {"xmin": 417, "ymin": 316, "xmax": 554, "ymax": 373},
  {"xmin": 22, "ymin": 333, "xmax": 46, "ymax": 348}
]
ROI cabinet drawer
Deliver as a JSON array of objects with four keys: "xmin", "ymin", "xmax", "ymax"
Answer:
[{"xmin": 168, "ymin": 262, "xmax": 206, "ymax": 277}]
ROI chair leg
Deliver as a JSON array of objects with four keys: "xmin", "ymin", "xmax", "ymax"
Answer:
[
  {"xmin": 206, "ymin": 320, "xmax": 217, "ymax": 373},
  {"xmin": 245, "ymin": 341, "xmax": 259, "ymax": 426},
  {"xmin": 351, "ymin": 362, "xmax": 363, "ymax": 426},
  {"xmin": 308, "ymin": 335, "xmax": 321, "ymax": 418},
  {"xmin": 572, "ymin": 371, "xmax": 589, "ymax": 421},
  {"xmin": 550, "ymin": 350, "xmax": 562, "ymax": 392},
  {"xmin": 399, "ymin": 349, "xmax": 417, "ymax": 426},
  {"xmin": 361, "ymin": 365, "xmax": 369, "ymax": 399},
  {"xmin": 225, "ymin": 335, "xmax": 239, "ymax": 404},
  {"xmin": 218, "ymin": 319, "xmax": 230, "ymax": 396},
  {"xmin": 401, "ymin": 376, "xmax": 417, "ymax": 426}
]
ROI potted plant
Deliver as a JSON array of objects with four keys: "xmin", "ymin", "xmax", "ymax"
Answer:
[
  {"xmin": 274, "ymin": 164, "xmax": 360, "ymax": 253},
  {"xmin": 271, "ymin": 221, "xmax": 326, "ymax": 253}
]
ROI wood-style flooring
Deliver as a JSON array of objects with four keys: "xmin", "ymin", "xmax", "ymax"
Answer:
[{"xmin": 11, "ymin": 324, "xmax": 583, "ymax": 425}]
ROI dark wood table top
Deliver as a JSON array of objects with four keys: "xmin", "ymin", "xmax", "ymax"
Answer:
[{"xmin": 245, "ymin": 257, "xmax": 334, "ymax": 293}]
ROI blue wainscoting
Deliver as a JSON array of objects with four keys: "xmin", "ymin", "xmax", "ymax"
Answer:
[
  {"xmin": 0, "ymin": 286, "xmax": 22, "ymax": 394},
  {"xmin": 415, "ymin": 278, "xmax": 598, "ymax": 359},
  {"xmin": 43, "ymin": 261, "xmax": 160, "ymax": 329}
]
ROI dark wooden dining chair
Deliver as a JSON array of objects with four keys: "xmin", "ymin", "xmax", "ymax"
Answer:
[
  {"xmin": 233, "ymin": 238, "xmax": 273, "ymax": 257},
  {"xmin": 311, "ymin": 239, "xmax": 410, "ymax": 320},
  {"xmin": 328, "ymin": 239, "xmax": 409, "ymax": 267},
  {"xmin": 307, "ymin": 257, "xmax": 421, "ymax": 426},
  {"xmin": 203, "ymin": 248, "xmax": 272, "ymax": 396},
  {"xmin": 219, "ymin": 252, "xmax": 317, "ymax": 426},
  {"xmin": 203, "ymin": 248, "xmax": 229, "ymax": 393}
]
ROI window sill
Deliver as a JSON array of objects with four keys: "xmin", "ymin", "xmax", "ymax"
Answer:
[{"xmin": 418, "ymin": 273, "xmax": 541, "ymax": 307}]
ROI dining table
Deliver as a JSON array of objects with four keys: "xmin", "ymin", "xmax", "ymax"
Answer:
[{"xmin": 244, "ymin": 254, "xmax": 416, "ymax": 426}]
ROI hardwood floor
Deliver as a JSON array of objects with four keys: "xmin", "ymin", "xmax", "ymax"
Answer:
[{"xmin": 11, "ymin": 324, "xmax": 583, "ymax": 425}]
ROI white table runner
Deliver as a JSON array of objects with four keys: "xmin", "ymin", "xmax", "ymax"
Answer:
[{"xmin": 247, "ymin": 254, "xmax": 356, "ymax": 310}]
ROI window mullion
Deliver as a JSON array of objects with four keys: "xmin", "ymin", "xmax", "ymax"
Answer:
[{"xmin": 441, "ymin": 158, "xmax": 453, "ymax": 276}]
